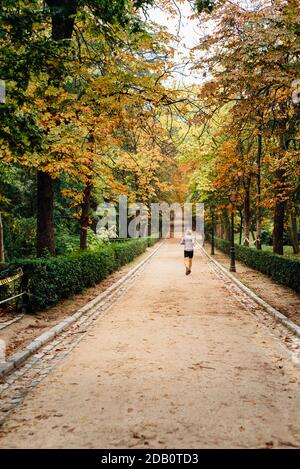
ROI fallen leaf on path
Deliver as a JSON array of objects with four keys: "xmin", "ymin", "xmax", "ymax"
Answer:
[{"xmin": 189, "ymin": 362, "xmax": 215, "ymax": 371}]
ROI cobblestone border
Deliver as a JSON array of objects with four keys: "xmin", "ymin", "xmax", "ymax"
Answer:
[
  {"xmin": 0, "ymin": 241, "xmax": 163, "ymax": 380},
  {"xmin": 200, "ymin": 244, "xmax": 300, "ymax": 339}
]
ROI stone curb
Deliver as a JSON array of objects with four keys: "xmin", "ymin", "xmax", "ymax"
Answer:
[
  {"xmin": 0, "ymin": 314, "xmax": 25, "ymax": 331},
  {"xmin": 0, "ymin": 361, "xmax": 14, "ymax": 378},
  {"xmin": 200, "ymin": 244, "xmax": 300, "ymax": 339},
  {"xmin": 0, "ymin": 242, "xmax": 163, "ymax": 380}
]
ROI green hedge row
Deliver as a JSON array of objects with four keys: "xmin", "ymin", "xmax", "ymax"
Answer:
[
  {"xmin": 207, "ymin": 235, "xmax": 300, "ymax": 293},
  {"xmin": 10, "ymin": 237, "xmax": 158, "ymax": 312},
  {"xmin": 147, "ymin": 236, "xmax": 160, "ymax": 247}
]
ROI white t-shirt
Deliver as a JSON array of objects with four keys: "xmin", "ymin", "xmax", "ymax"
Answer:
[{"xmin": 182, "ymin": 234, "xmax": 195, "ymax": 251}]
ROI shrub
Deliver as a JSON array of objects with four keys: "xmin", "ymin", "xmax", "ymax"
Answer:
[
  {"xmin": 113, "ymin": 239, "xmax": 148, "ymax": 268},
  {"xmin": 10, "ymin": 238, "xmax": 152, "ymax": 312},
  {"xmin": 207, "ymin": 235, "xmax": 300, "ymax": 293},
  {"xmin": 147, "ymin": 235, "xmax": 160, "ymax": 247},
  {"xmin": 260, "ymin": 229, "xmax": 273, "ymax": 246},
  {"xmin": 4, "ymin": 216, "xmax": 36, "ymax": 260}
]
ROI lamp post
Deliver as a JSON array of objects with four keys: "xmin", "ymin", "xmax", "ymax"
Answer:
[{"xmin": 229, "ymin": 189, "xmax": 236, "ymax": 272}]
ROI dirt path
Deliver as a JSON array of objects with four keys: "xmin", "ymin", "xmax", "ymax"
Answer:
[
  {"xmin": 0, "ymin": 239, "xmax": 300, "ymax": 448},
  {"xmin": 0, "ymin": 245, "xmax": 158, "ymax": 357}
]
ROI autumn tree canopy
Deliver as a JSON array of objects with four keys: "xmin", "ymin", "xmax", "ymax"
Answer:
[{"xmin": 0, "ymin": 0, "xmax": 299, "ymax": 260}]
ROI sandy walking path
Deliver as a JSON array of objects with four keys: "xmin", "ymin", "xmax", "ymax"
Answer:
[{"xmin": 0, "ymin": 239, "xmax": 300, "ymax": 448}]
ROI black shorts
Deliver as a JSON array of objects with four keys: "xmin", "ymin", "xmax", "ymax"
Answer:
[{"xmin": 184, "ymin": 250, "xmax": 194, "ymax": 259}]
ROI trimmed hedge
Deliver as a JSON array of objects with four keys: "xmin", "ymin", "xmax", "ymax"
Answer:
[
  {"xmin": 147, "ymin": 236, "xmax": 160, "ymax": 247},
  {"xmin": 207, "ymin": 235, "xmax": 300, "ymax": 293},
  {"xmin": 10, "ymin": 238, "xmax": 157, "ymax": 312}
]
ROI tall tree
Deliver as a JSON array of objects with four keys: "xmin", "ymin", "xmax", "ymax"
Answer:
[
  {"xmin": 0, "ymin": 0, "xmax": 157, "ymax": 255},
  {"xmin": 192, "ymin": 0, "xmax": 300, "ymax": 254}
]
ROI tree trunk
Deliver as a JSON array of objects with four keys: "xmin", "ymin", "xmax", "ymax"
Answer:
[
  {"xmin": 273, "ymin": 198, "xmax": 285, "ymax": 255},
  {"xmin": 239, "ymin": 210, "xmax": 243, "ymax": 245},
  {"xmin": 219, "ymin": 217, "xmax": 225, "ymax": 239},
  {"xmin": 47, "ymin": 0, "xmax": 77, "ymax": 42},
  {"xmin": 0, "ymin": 213, "xmax": 5, "ymax": 263},
  {"xmin": 216, "ymin": 217, "xmax": 222, "ymax": 238},
  {"xmin": 243, "ymin": 180, "xmax": 251, "ymax": 246},
  {"xmin": 273, "ymin": 117, "xmax": 290, "ymax": 256},
  {"xmin": 229, "ymin": 207, "xmax": 236, "ymax": 272},
  {"xmin": 36, "ymin": 172, "xmax": 56, "ymax": 256},
  {"xmin": 222, "ymin": 209, "xmax": 231, "ymax": 241},
  {"xmin": 36, "ymin": 1, "xmax": 78, "ymax": 256},
  {"xmin": 288, "ymin": 207, "xmax": 299, "ymax": 254},
  {"xmin": 255, "ymin": 132, "xmax": 262, "ymax": 249},
  {"xmin": 80, "ymin": 181, "xmax": 92, "ymax": 250},
  {"xmin": 211, "ymin": 208, "xmax": 215, "ymax": 255},
  {"xmin": 37, "ymin": 171, "xmax": 56, "ymax": 256}
]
